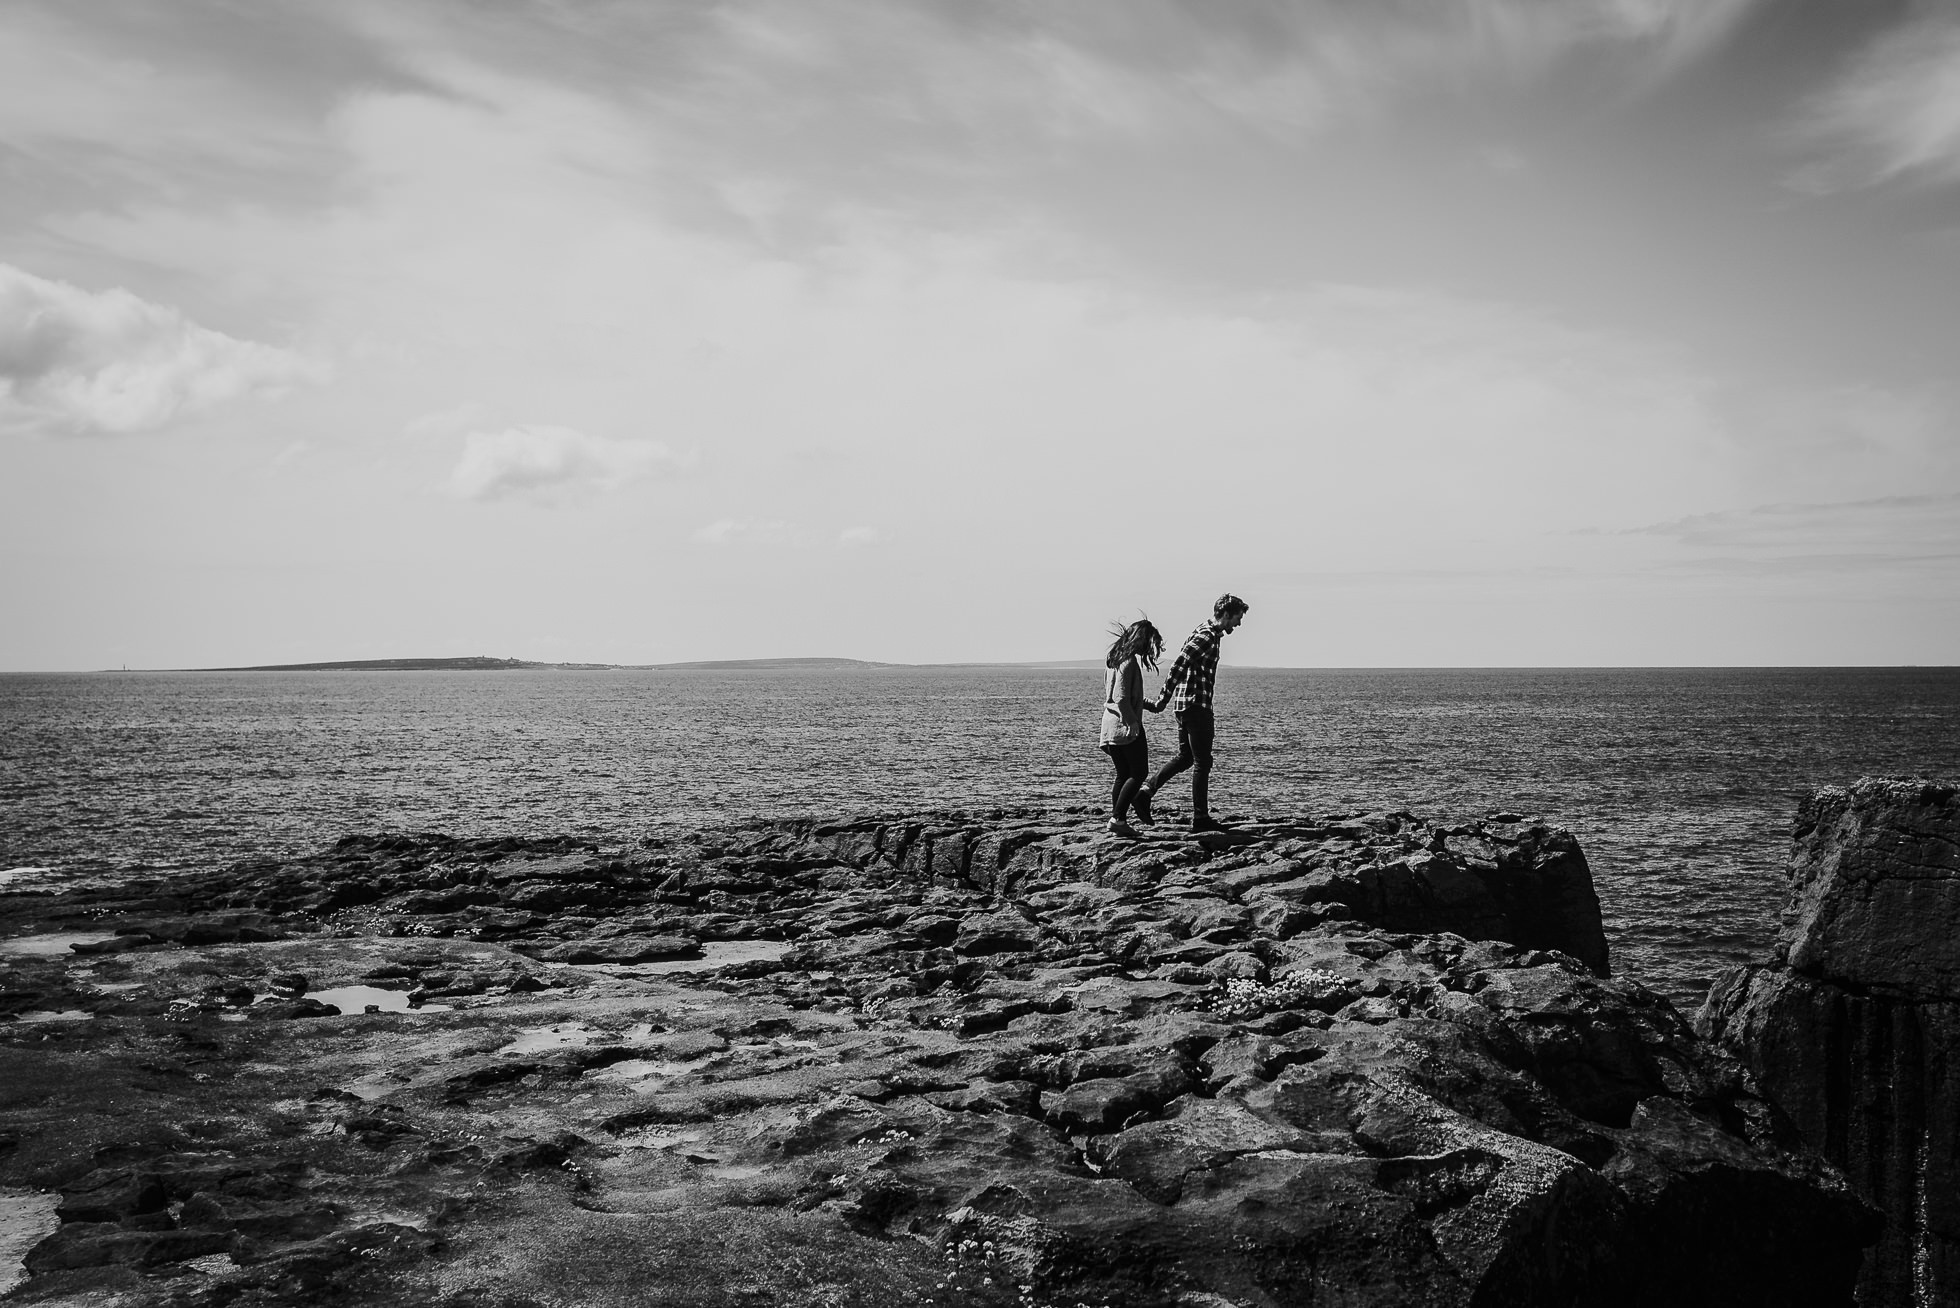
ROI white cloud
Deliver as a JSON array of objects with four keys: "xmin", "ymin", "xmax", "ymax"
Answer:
[
  {"xmin": 1793, "ymin": 11, "xmax": 1960, "ymax": 191},
  {"xmin": 444, "ymin": 424, "xmax": 675, "ymax": 501},
  {"xmin": 0, "ymin": 262, "xmax": 322, "ymax": 436},
  {"xmin": 838, "ymin": 526, "xmax": 883, "ymax": 547},
  {"xmin": 693, "ymin": 518, "xmax": 797, "ymax": 546}
]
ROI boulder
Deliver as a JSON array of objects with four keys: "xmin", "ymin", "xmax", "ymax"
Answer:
[{"xmin": 1700, "ymin": 778, "xmax": 1960, "ymax": 1308}]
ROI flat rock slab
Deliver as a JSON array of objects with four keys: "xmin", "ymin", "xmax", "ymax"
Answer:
[{"xmin": 0, "ymin": 1191, "xmax": 61, "ymax": 1295}]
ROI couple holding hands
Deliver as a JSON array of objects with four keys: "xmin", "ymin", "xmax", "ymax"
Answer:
[{"xmin": 1098, "ymin": 593, "xmax": 1249, "ymax": 838}]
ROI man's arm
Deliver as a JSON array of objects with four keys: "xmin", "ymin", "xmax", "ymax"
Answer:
[{"xmin": 1150, "ymin": 635, "xmax": 1198, "ymax": 712}]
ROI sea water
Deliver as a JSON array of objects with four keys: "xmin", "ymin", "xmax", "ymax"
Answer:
[{"xmin": 4, "ymin": 666, "xmax": 1958, "ymax": 1007}]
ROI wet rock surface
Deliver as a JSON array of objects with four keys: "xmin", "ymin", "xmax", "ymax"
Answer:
[
  {"xmin": 2, "ymin": 807, "xmax": 1870, "ymax": 1306},
  {"xmin": 1701, "ymin": 778, "xmax": 1960, "ymax": 1308}
]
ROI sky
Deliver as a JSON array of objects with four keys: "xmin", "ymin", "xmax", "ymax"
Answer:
[{"xmin": 2, "ymin": 0, "xmax": 1958, "ymax": 669}]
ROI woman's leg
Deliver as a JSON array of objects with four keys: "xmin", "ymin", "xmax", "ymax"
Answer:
[{"xmin": 1112, "ymin": 739, "xmax": 1147, "ymax": 819}]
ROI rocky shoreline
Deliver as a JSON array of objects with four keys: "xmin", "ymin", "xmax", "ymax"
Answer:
[{"xmin": 1, "ymin": 806, "xmax": 1880, "ymax": 1306}]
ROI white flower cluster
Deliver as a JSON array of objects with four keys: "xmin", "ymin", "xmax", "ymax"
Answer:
[
  {"xmin": 1210, "ymin": 968, "xmax": 1348, "ymax": 1021},
  {"xmin": 927, "ymin": 1232, "xmax": 1110, "ymax": 1308}
]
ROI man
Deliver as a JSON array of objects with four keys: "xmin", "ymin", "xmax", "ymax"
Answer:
[{"xmin": 1136, "ymin": 593, "xmax": 1248, "ymax": 833}]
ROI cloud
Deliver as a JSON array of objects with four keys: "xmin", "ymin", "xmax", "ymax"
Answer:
[
  {"xmin": 1162, "ymin": 0, "xmax": 1759, "ymax": 133},
  {"xmin": 1791, "ymin": 10, "xmax": 1960, "ymax": 191},
  {"xmin": 1610, "ymin": 492, "xmax": 1960, "ymax": 576},
  {"xmin": 693, "ymin": 518, "xmax": 797, "ymax": 546},
  {"xmin": 838, "ymin": 526, "xmax": 883, "ymax": 547},
  {"xmin": 23, "ymin": 31, "xmax": 1909, "ymax": 551},
  {"xmin": 257, "ymin": 0, "xmax": 1759, "ymax": 265},
  {"xmin": 0, "ymin": 262, "xmax": 322, "ymax": 436},
  {"xmin": 444, "ymin": 424, "xmax": 675, "ymax": 501},
  {"xmin": 1626, "ymin": 491, "xmax": 1960, "ymax": 539},
  {"xmin": 0, "ymin": 5, "xmax": 361, "ymax": 203}
]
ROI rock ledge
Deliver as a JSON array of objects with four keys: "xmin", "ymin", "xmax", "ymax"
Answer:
[{"xmin": 2, "ymin": 806, "xmax": 1872, "ymax": 1307}]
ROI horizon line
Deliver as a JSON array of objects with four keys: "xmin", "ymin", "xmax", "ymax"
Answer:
[{"xmin": 7, "ymin": 655, "xmax": 1955, "ymax": 675}]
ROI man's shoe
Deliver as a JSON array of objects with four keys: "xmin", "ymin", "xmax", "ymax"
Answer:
[
  {"xmin": 1106, "ymin": 818, "xmax": 1140, "ymax": 839},
  {"xmin": 1131, "ymin": 787, "xmax": 1155, "ymax": 825},
  {"xmin": 1189, "ymin": 816, "xmax": 1229, "ymax": 834}
]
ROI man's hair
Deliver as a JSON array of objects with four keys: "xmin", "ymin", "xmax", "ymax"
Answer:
[{"xmin": 1213, "ymin": 593, "xmax": 1249, "ymax": 621}]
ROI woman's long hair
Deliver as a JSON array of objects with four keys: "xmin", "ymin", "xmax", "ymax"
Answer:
[{"xmin": 1105, "ymin": 617, "xmax": 1164, "ymax": 671}]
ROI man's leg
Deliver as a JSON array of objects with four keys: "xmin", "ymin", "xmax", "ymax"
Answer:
[
  {"xmin": 1146, "ymin": 712, "xmax": 1195, "ymax": 797},
  {"xmin": 1186, "ymin": 708, "xmax": 1215, "ymax": 826}
]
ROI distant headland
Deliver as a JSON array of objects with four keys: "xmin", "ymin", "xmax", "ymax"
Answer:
[
  {"xmin": 200, "ymin": 656, "xmax": 543, "ymax": 672},
  {"xmin": 195, "ymin": 655, "xmax": 890, "ymax": 672},
  {"xmin": 648, "ymin": 657, "xmax": 890, "ymax": 671},
  {"xmin": 187, "ymin": 656, "xmax": 1103, "ymax": 672}
]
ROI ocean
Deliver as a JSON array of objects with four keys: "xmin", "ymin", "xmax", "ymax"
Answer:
[{"xmin": 4, "ymin": 665, "xmax": 1957, "ymax": 1008}]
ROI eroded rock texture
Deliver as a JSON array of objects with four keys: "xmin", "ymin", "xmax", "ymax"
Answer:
[
  {"xmin": 2, "ymin": 808, "xmax": 1870, "ymax": 1307},
  {"xmin": 1700, "ymin": 778, "xmax": 1960, "ymax": 1308}
]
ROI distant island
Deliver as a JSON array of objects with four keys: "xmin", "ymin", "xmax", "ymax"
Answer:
[
  {"xmin": 200, "ymin": 656, "xmax": 542, "ymax": 672},
  {"xmin": 647, "ymin": 657, "xmax": 889, "ymax": 671},
  {"xmin": 188, "ymin": 656, "xmax": 1106, "ymax": 672},
  {"xmin": 195, "ymin": 656, "xmax": 894, "ymax": 672}
]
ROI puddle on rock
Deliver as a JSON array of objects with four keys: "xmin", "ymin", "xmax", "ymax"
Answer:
[
  {"xmin": 501, "ymin": 1023, "xmax": 597, "ymax": 1056},
  {"xmin": 309, "ymin": 985, "xmax": 449, "ymax": 1015},
  {"xmin": 338, "ymin": 1073, "xmax": 398, "ymax": 1101},
  {"xmin": 1, "ymin": 1190, "xmax": 61, "ymax": 1295},
  {"xmin": 0, "ymin": 932, "xmax": 115, "ymax": 957},
  {"xmin": 633, "ymin": 940, "xmax": 791, "ymax": 975},
  {"xmin": 588, "ymin": 1056, "xmax": 714, "ymax": 1084}
]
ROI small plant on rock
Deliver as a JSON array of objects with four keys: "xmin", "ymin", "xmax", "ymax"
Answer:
[{"xmin": 1209, "ymin": 967, "xmax": 1348, "ymax": 1020}]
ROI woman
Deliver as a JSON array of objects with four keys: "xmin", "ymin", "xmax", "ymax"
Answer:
[{"xmin": 1099, "ymin": 617, "xmax": 1164, "ymax": 837}]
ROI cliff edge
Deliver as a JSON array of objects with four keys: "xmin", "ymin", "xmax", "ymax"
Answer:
[
  {"xmin": 1700, "ymin": 777, "xmax": 1960, "ymax": 1308},
  {"xmin": 2, "ymin": 807, "xmax": 1871, "ymax": 1306}
]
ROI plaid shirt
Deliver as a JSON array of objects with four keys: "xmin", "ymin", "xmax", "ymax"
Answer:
[{"xmin": 1154, "ymin": 620, "xmax": 1224, "ymax": 713}]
